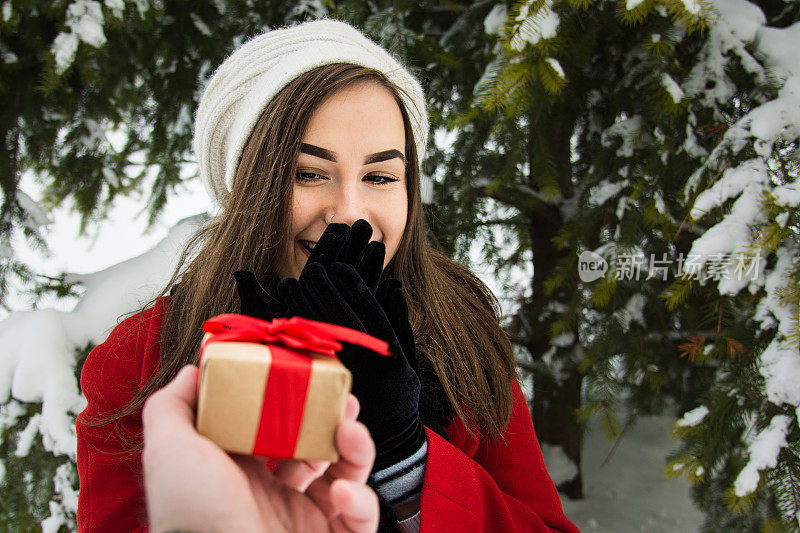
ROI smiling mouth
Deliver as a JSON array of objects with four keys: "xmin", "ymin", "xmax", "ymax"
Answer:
[{"xmin": 299, "ymin": 240, "xmax": 317, "ymax": 255}]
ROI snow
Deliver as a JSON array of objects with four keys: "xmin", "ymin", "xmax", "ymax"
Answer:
[
  {"xmin": 661, "ymin": 73, "xmax": 684, "ymax": 103},
  {"xmin": 2, "ymin": 2, "xmax": 10, "ymax": 22},
  {"xmin": 680, "ymin": 0, "xmax": 701, "ymax": 15},
  {"xmin": 753, "ymin": 247, "xmax": 800, "ymax": 408},
  {"xmin": 190, "ymin": 12, "xmax": 213, "ymax": 37},
  {"xmin": 51, "ymin": 0, "xmax": 108, "ymax": 74},
  {"xmin": 105, "ymin": 0, "xmax": 124, "ymax": 19},
  {"xmin": 65, "ymin": 1, "xmax": 106, "ymax": 48},
  {"xmin": 756, "ymin": 22, "xmax": 800, "ymax": 79},
  {"xmin": 541, "ymin": 443, "xmax": 578, "ymax": 485},
  {"xmin": 588, "ymin": 180, "xmax": 629, "ymax": 207},
  {"xmin": 685, "ymin": 2, "xmax": 800, "ymax": 201},
  {"xmin": 14, "ymin": 414, "xmax": 40, "ymax": 457},
  {"xmin": 734, "ymin": 415, "xmax": 790, "ymax": 496},
  {"xmin": 16, "ymin": 190, "xmax": 53, "ymax": 229},
  {"xmin": 653, "ymin": 191, "xmax": 667, "ymax": 215},
  {"xmin": 551, "ymin": 332, "xmax": 575, "ymax": 348},
  {"xmin": 747, "ymin": 76, "xmax": 800, "ymax": 155},
  {"xmin": 464, "ymin": 200, "xmax": 533, "ymax": 321},
  {"xmin": 545, "ymin": 57, "xmax": 565, "ymax": 79},
  {"xmin": 600, "ymin": 116, "xmax": 643, "ymax": 158},
  {"xmin": 690, "ymin": 159, "xmax": 769, "ymax": 221},
  {"xmin": 676, "ymin": 405, "xmax": 709, "ymax": 427},
  {"xmin": 41, "ymin": 501, "xmax": 68, "ymax": 533},
  {"xmin": 759, "ymin": 338, "xmax": 800, "ymax": 407},
  {"xmin": 626, "ymin": 0, "xmax": 645, "ymax": 10},
  {"xmin": 510, "ymin": 1, "xmax": 559, "ymax": 51},
  {"xmin": 0, "ymin": 215, "xmax": 204, "ymax": 459},
  {"xmin": 472, "ymin": 58, "xmax": 502, "ymax": 100},
  {"xmin": 0, "ymin": 400, "xmax": 26, "ymax": 430},
  {"xmin": 51, "ymin": 32, "xmax": 79, "ymax": 75},
  {"xmin": 560, "ymin": 412, "xmax": 704, "ymax": 531},
  {"xmin": 773, "ymin": 182, "xmax": 800, "ymax": 207},
  {"xmin": 681, "ymin": 0, "xmax": 800, "ymax": 317},
  {"xmin": 484, "ymin": 4, "xmax": 507, "ymax": 35},
  {"xmin": 683, "ymin": 0, "xmax": 767, "ymax": 116},
  {"xmin": 687, "ymin": 182, "xmax": 767, "ymax": 285},
  {"xmin": 616, "ymin": 294, "xmax": 646, "ymax": 333},
  {"xmin": 5, "ymin": 168, "xmax": 212, "ymax": 309},
  {"xmin": 615, "ymin": 196, "xmax": 629, "ymax": 222},
  {"xmin": 40, "ymin": 462, "xmax": 80, "ymax": 531},
  {"xmin": 714, "ymin": 0, "xmax": 765, "ymax": 42}
]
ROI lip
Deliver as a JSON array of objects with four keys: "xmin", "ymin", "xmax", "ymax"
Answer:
[{"xmin": 298, "ymin": 239, "xmax": 317, "ymax": 258}]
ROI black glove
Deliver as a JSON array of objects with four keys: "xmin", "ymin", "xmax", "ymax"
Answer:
[
  {"xmin": 233, "ymin": 271, "xmax": 286, "ymax": 320},
  {"xmin": 277, "ymin": 260, "xmax": 425, "ymax": 469},
  {"xmin": 305, "ymin": 219, "xmax": 385, "ymax": 291},
  {"xmin": 375, "ymin": 280, "xmax": 452, "ymax": 439},
  {"xmin": 233, "ymin": 219, "xmax": 382, "ymax": 320}
]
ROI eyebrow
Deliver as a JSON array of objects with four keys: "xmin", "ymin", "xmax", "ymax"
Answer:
[{"xmin": 300, "ymin": 143, "xmax": 406, "ymax": 166}]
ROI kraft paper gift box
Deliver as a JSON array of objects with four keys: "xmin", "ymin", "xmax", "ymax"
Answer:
[{"xmin": 195, "ymin": 313, "xmax": 388, "ymax": 462}]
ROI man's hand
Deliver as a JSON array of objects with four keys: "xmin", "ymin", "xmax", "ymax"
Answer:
[{"xmin": 142, "ymin": 365, "xmax": 379, "ymax": 533}]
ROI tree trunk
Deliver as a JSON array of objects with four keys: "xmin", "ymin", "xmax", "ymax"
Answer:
[{"xmin": 526, "ymin": 107, "xmax": 584, "ymax": 499}]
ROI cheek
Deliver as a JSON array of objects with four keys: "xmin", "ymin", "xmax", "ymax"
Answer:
[
  {"xmin": 381, "ymin": 193, "xmax": 408, "ymax": 263},
  {"xmin": 290, "ymin": 186, "xmax": 314, "ymax": 234}
]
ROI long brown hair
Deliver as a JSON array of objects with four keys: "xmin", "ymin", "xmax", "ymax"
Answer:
[{"xmin": 88, "ymin": 63, "xmax": 516, "ymax": 447}]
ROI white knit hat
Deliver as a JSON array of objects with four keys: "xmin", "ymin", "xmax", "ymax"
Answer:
[{"xmin": 192, "ymin": 18, "xmax": 429, "ymax": 205}]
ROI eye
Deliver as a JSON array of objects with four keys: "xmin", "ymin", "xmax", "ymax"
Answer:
[
  {"xmin": 363, "ymin": 174, "xmax": 399, "ymax": 185},
  {"xmin": 295, "ymin": 171, "xmax": 329, "ymax": 184}
]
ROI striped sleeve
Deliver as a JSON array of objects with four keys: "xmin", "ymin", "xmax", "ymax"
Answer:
[{"xmin": 371, "ymin": 440, "xmax": 427, "ymax": 506}]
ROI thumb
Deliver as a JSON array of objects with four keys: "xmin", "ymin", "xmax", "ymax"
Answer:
[
  {"xmin": 162, "ymin": 364, "xmax": 200, "ymax": 410},
  {"xmin": 143, "ymin": 365, "xmax": 199, "ymax": 430}
]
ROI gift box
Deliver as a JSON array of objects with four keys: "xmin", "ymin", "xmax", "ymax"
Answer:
[{"xmin": 195, "ymin": 313, "xmax": 388, "ymax": 462}]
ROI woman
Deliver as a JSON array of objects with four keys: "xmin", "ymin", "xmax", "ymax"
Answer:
[{"xmin": 76, "ymin": 18, "xmax": 577, "ymax": 532}]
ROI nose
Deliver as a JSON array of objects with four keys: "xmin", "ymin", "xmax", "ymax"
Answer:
[{"xmin": 326, "ymin": 179, "xmax": 369, "ymax": 227}]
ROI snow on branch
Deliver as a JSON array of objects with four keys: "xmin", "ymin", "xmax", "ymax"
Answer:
[
  {"xmin": 0, "ymin": 215, "xmax": 203, "ymax": 459},
  {"xmin": 734, "ymin": 414, "xmax": 791, "ymax": 497}
]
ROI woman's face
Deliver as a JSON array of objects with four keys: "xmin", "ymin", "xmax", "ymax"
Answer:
[{"xmin": 279, "ymin": 81, "xmax": 409, "ymax": 279}]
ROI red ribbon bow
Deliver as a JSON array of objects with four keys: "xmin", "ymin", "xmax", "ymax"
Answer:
[{"xmin": 202, "ymin": 313, "xmax": 391, "ymax": 358}]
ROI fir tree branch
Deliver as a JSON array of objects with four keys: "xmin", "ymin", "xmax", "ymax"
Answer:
[
  {"xmin": 475, "ymin": 218, "xmax": 527, "ymax": 227},
  {"xmin": 601, "ymin": 413, "xmax": 637, "ymax": 467},
  {"xmin": 472, "ymin": 181, "xmax": 560, "ymax": 225},
  {"xmin": 516, "ymin": 359, "xmax": 537, "ymax": 374}
]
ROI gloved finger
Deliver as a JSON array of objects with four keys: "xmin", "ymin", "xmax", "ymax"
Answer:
[
  {"xmin": 233, "ymin": 270, "xmax": 280, "ymax": 320},
  {"xmin": 327, "ymin": 263, "xmax": 403, "ymax": 358},
  {"xmin": 299, "ymin": 263, "xmax": 365, "ymax": 331},
  {"xmin": 357, "ymin": 241, "xmax": 385, "ymax": 294},
  {"xmin": 338, "ymin": 219, "xmax": 372, "ymax": 266},
  {"xmin": 326, "ymin": 263, "xmax": 386, "ymax": 320},
  {"xmin": 308, "ymin": 223, "xmax": 350, "ymax": 266},
  {"xmin": 276, "ymin": 277, "xmax": 319, "ymax": 319},
  {"xmin": 384, "ymin": 286, "xmax": 416, "ymax": 365}
]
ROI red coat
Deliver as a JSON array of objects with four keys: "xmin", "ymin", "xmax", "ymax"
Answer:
[{"xmin": 76, "ymin": 297, "xmax": 578, "ymax": 532}]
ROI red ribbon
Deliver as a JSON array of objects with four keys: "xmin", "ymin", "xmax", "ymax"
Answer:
[
  {"xmin": 202, "ymin": 314, "xmax": 390, "ymax": 358},
  {"xmin": 200, "ymin": 313, "xmax": 390, "ymax": 458}
]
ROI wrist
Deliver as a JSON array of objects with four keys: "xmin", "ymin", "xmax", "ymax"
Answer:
[
  {"xmin": 370, "ymin": 439, "xmax": 427, "ymax": 513},
  {"xmin": 394, "ymin": 498, "xmax": 421, "ymax": 521}
]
